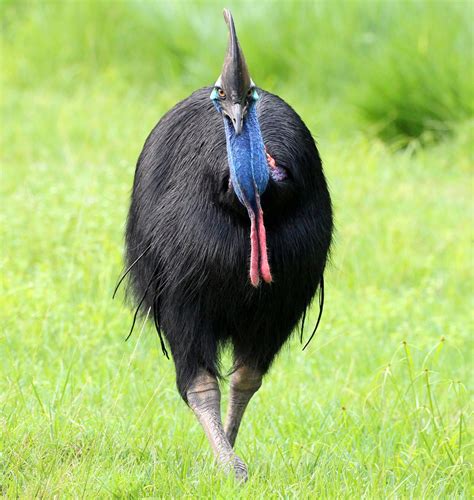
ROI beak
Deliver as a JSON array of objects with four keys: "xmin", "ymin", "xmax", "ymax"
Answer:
[{"xmin": 230, "ymin": 103, "xmax": 243, "ymax": 135}]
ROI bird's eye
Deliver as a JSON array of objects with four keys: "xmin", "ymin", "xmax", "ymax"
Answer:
[
  {"xmin": 247, "ymin": 88, "xmax": 253, "ymax": 97},
  {"xmin": 218, "ymin": 88, "xmax": 226, "ymax": 99}
]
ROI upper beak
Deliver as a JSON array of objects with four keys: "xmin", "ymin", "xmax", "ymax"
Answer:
[{"xmin": 231, "ymin": 103, "xmax": 243, "ymax": 135}]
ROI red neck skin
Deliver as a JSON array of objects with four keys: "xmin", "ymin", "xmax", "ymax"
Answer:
[{"xmin": 248, "ymin": 192, "xmax": 272, "ymax": 287}]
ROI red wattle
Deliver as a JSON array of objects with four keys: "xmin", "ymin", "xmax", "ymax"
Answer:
[
  {"xmin": 247, "ymin": 194, "xmax": 272, "ymax": 287},
  {"xmin": 256, "ymin": 203, "xmax": 272, "ymax": 284},
  {"xmin": 249, "ymin": 211, "xmax": 260, "ymax": 287}
]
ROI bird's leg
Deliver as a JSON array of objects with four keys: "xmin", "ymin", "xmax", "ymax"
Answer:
[
  {"xmin": 224, "ymin": 365, "xmax": 262, "ymax": 447},
  {"xmin": 186, "ymin": 369, "xmax": 248, "ymax": 481}
]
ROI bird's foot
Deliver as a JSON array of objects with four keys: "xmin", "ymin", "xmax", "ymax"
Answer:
[
  {"xmin": 187, "ymin": 370, "xmax": 249, "ymax": 482},
  {"xmin": 220, "ymin": 453, "xmax": 248, "ymax": 482}
]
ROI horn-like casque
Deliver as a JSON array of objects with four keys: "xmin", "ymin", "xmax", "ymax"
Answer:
[{"xmin": 221, "ymin": 9, "xmax": 251, "ymax": 103}]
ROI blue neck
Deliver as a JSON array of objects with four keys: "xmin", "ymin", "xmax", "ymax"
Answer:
[{"xmin": 221, "ymin": 103, "xmax": 269, "ymax": 212}]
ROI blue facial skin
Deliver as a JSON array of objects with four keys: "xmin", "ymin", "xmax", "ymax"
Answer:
[{"xmin": 211, "ymin": 90, "xmax": 269, "ymax": 213}]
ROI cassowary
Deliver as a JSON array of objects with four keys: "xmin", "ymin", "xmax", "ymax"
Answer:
[{"xmin": 122, "ymin": 9, "xmax": 332, "ymax": 480}]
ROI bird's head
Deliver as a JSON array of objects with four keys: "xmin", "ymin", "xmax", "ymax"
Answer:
[
  {"xmin": 210, "ymin": 9, "xmax": 258, "ymax": 135},
  {"xmin": 210, "ymin": 9, "xmax": 272, "ymax": 287}
]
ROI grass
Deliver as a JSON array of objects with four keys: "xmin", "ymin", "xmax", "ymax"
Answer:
[{"xmin": 1, "ymin": 0, "xmax": 473, "ymax": 497}]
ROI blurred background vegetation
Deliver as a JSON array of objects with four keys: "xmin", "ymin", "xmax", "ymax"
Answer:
[
  {"xmin": 2, "ymin": 0, "xmax": 473, "ymax": 144},
  {"xmin": 1, "ymin": 0, "xmax": 472, "ymax": 497}
]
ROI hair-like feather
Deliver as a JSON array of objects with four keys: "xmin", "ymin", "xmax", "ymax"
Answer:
[
  {"xmin": 113, "ymin": 242, "xmax": 152, "ymax": 299},
  {"xmin": 302, "ymin": 275, "xmax": 325, "ymax": 351}
]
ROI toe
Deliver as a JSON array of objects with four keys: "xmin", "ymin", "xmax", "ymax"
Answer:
[{"xmin": 232, "ymin": 455, "xmax": 248, "ymax": 482}]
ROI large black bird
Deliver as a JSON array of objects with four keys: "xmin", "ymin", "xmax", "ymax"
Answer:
[{"xmin": 123, "ymin": 9, "xmax": 332, "ymax": 480}]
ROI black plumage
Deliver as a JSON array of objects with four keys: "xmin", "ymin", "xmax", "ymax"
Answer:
[{"xmin": 125, "ymin": 87, "xmax": 333, "ymax": 400}]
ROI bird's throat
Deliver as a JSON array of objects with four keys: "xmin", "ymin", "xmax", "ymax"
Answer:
[{"xmin": 222, "ymin": 104, "xmax": 272, "ymax": 287}]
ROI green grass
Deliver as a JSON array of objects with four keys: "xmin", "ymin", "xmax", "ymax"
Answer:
[{"xmin": 1, "ymin": 0, "xmax": 473, "ymax": 497}]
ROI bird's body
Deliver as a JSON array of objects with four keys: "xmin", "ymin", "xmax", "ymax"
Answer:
[
  {"xmin": 126, "ymin": 87, "xmax": 332, "ymax": 396},
  {"xmin": 123, "ymin": 10, "xmax": 332, "ymax": 481}
]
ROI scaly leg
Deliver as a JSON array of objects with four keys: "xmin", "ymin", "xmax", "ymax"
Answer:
[
  {"xmin": 186, "ymin": 369, "xmax": 248, "ymax": 481},
  {"xmin": 224, "ymin": 365, "xmax": 262, "ymax": 447}
]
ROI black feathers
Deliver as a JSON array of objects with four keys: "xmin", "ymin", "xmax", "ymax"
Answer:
[{"xmin": 124, "ymin": 87, "xmax": 333, "ymax": 398}]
